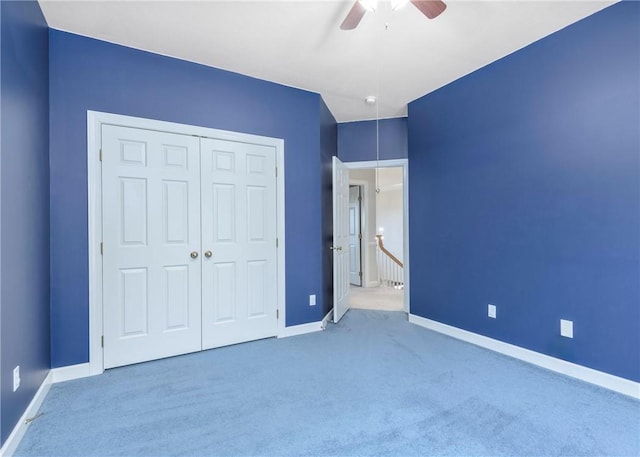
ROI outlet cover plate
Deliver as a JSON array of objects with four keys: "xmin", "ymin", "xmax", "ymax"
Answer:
[
  {"xmin": 488, "ymin": 304, "xmax": 497, "ymax": 319},
  {"xmin": 13, "ymin": 366, "xmax": 20, "ymax": 392},
  {"xmin": 309, "ymin": 294, "xmax": 316, "ymax": 306},
  {"xmin": 560, "ymin": 319, "xmax": 574, "ymax": 338}
]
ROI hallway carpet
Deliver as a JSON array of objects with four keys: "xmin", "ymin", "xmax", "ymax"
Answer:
[
  {"xmin": 16, "ymin": 310, "xmax": 639, "ymax": 456},
  {"xmin": 349, "ymin": 285, "xmax": 404, "ymax": 311}
]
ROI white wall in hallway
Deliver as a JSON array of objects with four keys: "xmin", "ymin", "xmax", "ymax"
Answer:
[{"xmin": 376, "ymin": 168, "xmax": 403, "ymax": 262}]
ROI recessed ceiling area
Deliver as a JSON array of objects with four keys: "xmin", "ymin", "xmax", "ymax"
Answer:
[{"xmin": 39, "ymin": 0, "xmax": 616, "ymax": 122}]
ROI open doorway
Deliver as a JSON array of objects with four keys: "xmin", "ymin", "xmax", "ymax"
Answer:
[
  {"xmin": 345, "ymin": 159, "xmax": 409, "ymax": 314},
  {"xmin": 349, "ymin": 185, "xmax": 363, "ymax": 287}
]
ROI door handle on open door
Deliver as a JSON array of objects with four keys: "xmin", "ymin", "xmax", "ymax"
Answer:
[{"xmin": 329, "ymin": 246, "xmax": 342, "ymax": 251}]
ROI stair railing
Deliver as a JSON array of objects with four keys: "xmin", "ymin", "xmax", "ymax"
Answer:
[{"xmin": 375, "ymin": 235, "xmax": 404, "ymax": 289}]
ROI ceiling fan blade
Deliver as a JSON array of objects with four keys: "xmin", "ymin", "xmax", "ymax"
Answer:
[
  {"xmin": 410, "ymin": 0, "xmax": 447, "ymax": 19},
  {"xmin": 340, "ymin": 1, "xmax": 367, "ymax": 30}
]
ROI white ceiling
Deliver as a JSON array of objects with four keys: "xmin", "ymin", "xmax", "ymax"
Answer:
[{"xmin": 39, "ymin": 0, "xmax": 616, "ymax": 122}]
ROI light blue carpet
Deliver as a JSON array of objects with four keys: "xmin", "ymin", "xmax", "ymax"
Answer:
[{"xmin": 16, "ymin": 310, "xmax": 640, "ymax": 456}]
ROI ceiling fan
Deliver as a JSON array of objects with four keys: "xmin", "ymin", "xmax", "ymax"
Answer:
[{"xmin": 341, "ymin": 0, "xmax": 447, "ymax": 30}]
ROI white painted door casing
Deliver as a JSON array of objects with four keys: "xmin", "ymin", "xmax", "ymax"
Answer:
[
  {"xmin": 344, "ymin": 159, "xmax": 410, "ymax": 314},
  {"xmin": 349, "ymin": 186, "xmax": 362, "ymax": 286},
  {"xmin": 89, "ymin": 112, "xmax": 286, "ymax": 375}
]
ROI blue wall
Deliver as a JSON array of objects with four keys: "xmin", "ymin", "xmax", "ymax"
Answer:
[
  {"xmin": 49, "ymin": 31, "xmax": 332, "ymax": 367},
  {"xmin": 338, "ymin": 117, "xmax": 407, "ymax": 162},
  {"xmin": 0, "ymin": 0, "xmax": 50, "ymax": 444},
  {"xmin": 320, "ymin": 99, "xmax": 337, "ymax": 317},
  {"xmin": 408, "ymin": 2, "xmax": 639, "ymax": 381}
]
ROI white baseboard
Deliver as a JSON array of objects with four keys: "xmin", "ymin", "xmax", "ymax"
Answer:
[
  {"xmin": 279, "ymin": 319, "xmax": 325, "ymax": 338},
  {"xmin": 0, "ymin": 363, "xmax": 96, "ymax": 457},
  {"xmin": 0, "ymin": 372, "xmax": 52, "ymax": 457},
  {"xmin": 409, "ymin": 314, "xmax": 640, "ymax": 399},
  {"xmin": 321, "ymin": 309, "xmax": 333, "ymax": 329},
  {"xmin": 51, "ymin": 363, "xmax": 92, "ymax": 383}
]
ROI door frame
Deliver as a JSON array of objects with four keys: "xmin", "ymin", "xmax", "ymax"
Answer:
[
  {"xmin": 348, "ymin": 180, "xmax": 375, "ymax": 287},
  {"xmin": 348, "ymin": 184, "xmax": 363, "ymax": 286},
  {"xmin": 87, "ymin": 111, "xmax": 286, "ymax": 375},
  {"xmin": 344, "ymin": 159, "xmax": 410, "ymax": 313}
]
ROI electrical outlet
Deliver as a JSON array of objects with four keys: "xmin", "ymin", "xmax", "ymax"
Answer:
[
  {"xmin": 309, "ymin": 294, "xmax": 316, "ymax": 306},
  {"xmin": 488, "ymin": 304, "xmax": 497, "ymax": 319},
  {"xmin": 560, "ymin": 319, "xmax": 574, "ymax": 338},
  {"xmin": 13, "ymin": 366, "xmax": 20, "ymax": 392}
]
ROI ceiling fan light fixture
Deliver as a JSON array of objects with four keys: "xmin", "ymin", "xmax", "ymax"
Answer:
[
  {"xmin": 391, "ymin": 0, "xmax": 410, "ymax": 11},
  {"xmin": 342, "ymin": 0, "xmax": 447, "ymax": 30},
  {"xmin": 358, "ymin": 0, "xmax": 378, "ymax": 12}
]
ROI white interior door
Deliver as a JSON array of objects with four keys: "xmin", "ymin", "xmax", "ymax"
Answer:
[
  {"xmin": 349, "ymin": 185, "xmax": 362, "ymax": 286},
  {"xmin": 333, "ymin": 157, "xmax": 350, "ymax": 322},
  {"xmin": 200, "ymin": 138, "xmax": 278, "ymax": 349},
  {"xmin": 102, "ymin": 125, "xmax": 202, "ymax": 369}
]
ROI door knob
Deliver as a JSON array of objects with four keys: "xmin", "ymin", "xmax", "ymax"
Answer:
[
  {"xmin": 190, "ymin": 251, "xmax": 198, "ymax": 259},
  {"xmin": 204, "ymin": 250, "xmax": 212, "ymax": 258},
  {"xmin": 330, "ymin": 246, "xmax": 342, "ymax": 251}
]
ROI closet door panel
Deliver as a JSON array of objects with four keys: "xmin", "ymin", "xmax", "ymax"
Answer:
[
  {"xmin": 102, "ymin": 125, "xmax": 202, "ymax": 369},
  {"xmin": 200, "ymin": 138, "xmax": 278, "ymax": 349}
]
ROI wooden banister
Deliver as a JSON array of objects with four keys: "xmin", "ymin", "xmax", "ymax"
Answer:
[{"xmin": 375, "ymin": 235, "xmax": 403, "ymax": 268}]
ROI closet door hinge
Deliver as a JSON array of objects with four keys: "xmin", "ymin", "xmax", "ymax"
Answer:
[
  {"xmin": 275, "ymin": 167, "xmax": 278, "ymax": 177},
  {"xmin": 100, "ymin": 242, "xmax": 104, "ymax": 255},
  {"xmin": 101, "ymin": 336, "xmax": 104, "ymax": 348},
  {"xmin": 276, "ymin": 238, "xmax": 279, "ymax": 248},
  {"xmin": 99, "ymin": 148, "xmax": 103, "ymax": 161},
  {"xmin": 276, "ymin": 309, "xmax": 279, "ymax": 319}
]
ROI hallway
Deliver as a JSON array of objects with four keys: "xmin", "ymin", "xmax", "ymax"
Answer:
[{"xmin": 349, "ymin": 285, "xmax": 403, "ymax": 312}]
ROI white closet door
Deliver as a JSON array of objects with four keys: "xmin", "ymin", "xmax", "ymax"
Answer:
[
  {"xmin": 102, "ymin": 125, "xmax": 202, "ymax": 369},
  {"xmin": 200, "ymin": 138, "xmax": 278, "ymax": 349}
]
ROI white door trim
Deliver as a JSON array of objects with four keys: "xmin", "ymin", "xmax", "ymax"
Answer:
[
  {"xmin": 348, "ymin": 184, "xmax": 363, "ymax": 286},
  {"xmin": 87, "ymin": 111, "xmax": 286, "ymax": 375},
  {"xmin": 344, "ymin": 159, "xmax": 410, "ymax": 313},
  {"xmin": 348, "ymin": 179, "xmax": 375, "ymax": 287}
]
